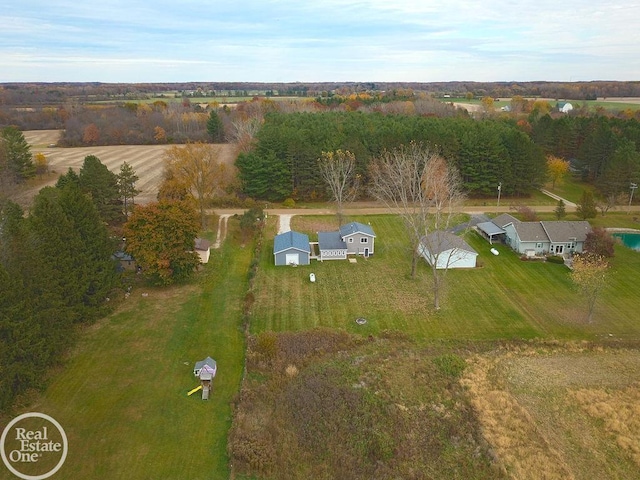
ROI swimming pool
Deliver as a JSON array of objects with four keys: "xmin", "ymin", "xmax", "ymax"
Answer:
[{"xmin": 612, "ymin": 232, "xmax": 640, "ymax": 251}]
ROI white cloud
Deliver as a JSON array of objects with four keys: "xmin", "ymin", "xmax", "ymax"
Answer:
[{"xmin": 1, "ymin": 0, "xmax": 639, "ymax": 82}]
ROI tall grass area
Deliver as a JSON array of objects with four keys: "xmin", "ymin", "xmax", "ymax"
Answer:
[
  {"xmin": 12, "ymin": 222, "xmax": 250, "ymax": 480},
  {"xmin": 251, "ymin": 215, "xmax": 640, "ymax": 341}
]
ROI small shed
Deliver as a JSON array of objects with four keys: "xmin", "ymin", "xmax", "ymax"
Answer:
[
  {"xmin": 318, "ymin": 231, "xmax": 347, "ymax": 261},
  {"xmin": 418, "ymin": 231, "xmax": 478, "ymax": 269},
  {"xmin": 195, "ymin": 238, "xmax": 211, "ymax": 264},
  {"xmin": 274, "ymin": 231, "xmax": 311, "ymax": 266},
  {"xmin": 112, "ymin": 251, "xmax": 136, "ymax": 272}
]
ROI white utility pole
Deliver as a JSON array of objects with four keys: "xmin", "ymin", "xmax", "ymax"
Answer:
[{"xmin": 629, "ymin": 183, "xmax": 638, "ymax": 214}]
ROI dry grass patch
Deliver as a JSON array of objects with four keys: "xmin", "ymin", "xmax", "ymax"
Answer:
[{"xmin": 461, "ymin": 344, "xmax": 640, "ymax": 480}]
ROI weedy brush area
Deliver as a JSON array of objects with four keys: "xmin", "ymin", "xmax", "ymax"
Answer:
[{"xmin": 230, "ymin": 333, "xmax": 640, "ymax": 480}]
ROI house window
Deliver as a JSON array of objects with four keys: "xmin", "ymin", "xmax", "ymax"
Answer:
[
  {"xmin": 348, "ymin": 238, "xmax": 353, "ymax": 243},
  {"xmin": 536, "ymin": 243, "xmax": 542, "ymax": 248},
  {"xmin": 360, "ymin": 237, "xmax": 368, "ymax": 243}
]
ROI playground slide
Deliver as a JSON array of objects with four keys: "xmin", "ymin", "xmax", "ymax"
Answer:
[{"xmin": 187, "ymin": 385, "xmax": 203, "ymax": 396}]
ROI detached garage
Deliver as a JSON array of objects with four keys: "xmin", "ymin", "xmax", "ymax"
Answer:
[
  {"xmin": 274, "ymin": 231, "xmax": 311, "ymax": 266},
  {"xmin": 418, "ymin": 231, "xmax": 478, "ymax": 269}
]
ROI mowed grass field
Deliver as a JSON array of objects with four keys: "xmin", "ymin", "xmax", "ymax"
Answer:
[
  {"xmin": 251, "ymin": 214, "xmax": 640, "ymax": 340},
  {"xmin": 1, "ymin": 222, "xmax": 249, "ymax": 480}
]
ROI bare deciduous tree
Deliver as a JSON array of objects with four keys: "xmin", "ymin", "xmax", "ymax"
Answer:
[
  {"xmin": 318, "ymin": 150, "xmax": 359, "ymax": 226},
  {"xmin": 369, "ymin": 142, "xmax": 464, "ymax": 309}
]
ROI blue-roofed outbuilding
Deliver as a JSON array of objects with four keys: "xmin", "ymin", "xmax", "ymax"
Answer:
[{"xmin": 274, "ymin": 231, "xmax": 311, "ymax": 266}]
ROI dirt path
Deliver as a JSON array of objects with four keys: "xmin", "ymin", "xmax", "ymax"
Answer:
[
  {"xmin": 277, "ymin": 214, "xmax": 293, "ymax": 234},
  {"xmin": 213, "ymin": 215, "xmax": 231, "ymax": 249}
]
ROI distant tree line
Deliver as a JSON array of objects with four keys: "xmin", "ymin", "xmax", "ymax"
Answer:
[{"xmin": 4, "ymin": 81, "xmax": 640, "ymax": 106}]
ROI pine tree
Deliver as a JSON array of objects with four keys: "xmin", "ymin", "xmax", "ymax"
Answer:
[
  {"xmin": 576, "ymin": 190, "xmax": 597, "ymax": 219},
  {"xmin": 207, "ymin": 110, "xmax": 225, "ymax": 142},
  {"xmin": 79, "ymin": 155, "xmax": 122, "ymax": 224},
  {"xmin": 0, "ymin": 126, "xmax": 35, "ymax": 183},
  {"xmin": 554, "ymin": 199, "xmax": 567, "ymax": 219},
  {"xmin": 117, "ymin": 161, "xmax": 141, "ymax": 217}
]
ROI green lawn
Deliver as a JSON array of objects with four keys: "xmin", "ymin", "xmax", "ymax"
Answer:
[
  {"xmin": 545, "ymin": 174, "xmax": 595, "ymax": 204},
  {"xmin": 7, "ymin": 212, "xmax": 640, "ymax": 479},
  {"xmin": 251, "ymin": 215, "xmax": 640, "ymax": 341},
  {"xmin": 14, "ymin": 225, "xmax": 249, "ymax": 480}
]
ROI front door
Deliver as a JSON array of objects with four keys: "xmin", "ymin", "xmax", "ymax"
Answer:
[{"xmin": 364, "ymin": 248, "xmax": 369, "ymax": 257}]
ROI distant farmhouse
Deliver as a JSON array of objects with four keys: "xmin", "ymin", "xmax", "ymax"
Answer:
[
  {"xmin": 557, "ymin": 101, "xmax": 573, "ymax": 114},
  {"xmin": 477, "ymin": 214, "xmax": 591, "ymax": 257},
  {"xmin": 274, "ymin": 222, "xmax": 375, "ymax": 265}
]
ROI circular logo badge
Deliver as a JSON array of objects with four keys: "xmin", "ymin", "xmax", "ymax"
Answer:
[{"xmin": 1, "ymin": 412, "xmax": 68, "ymax": 480}]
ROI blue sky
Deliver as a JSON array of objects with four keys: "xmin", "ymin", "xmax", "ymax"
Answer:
[{"xmin": 1, "ymin": 0, "xmax": 639, "ymax": 83}]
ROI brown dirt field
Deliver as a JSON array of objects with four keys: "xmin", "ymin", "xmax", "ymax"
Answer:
[
  {"xmin": 461, "ymin": 345, "xmax": 640, "ymax": 480},
  {"xmin": 20, "ymin": 130, "xmax": 238, "ymax": 206}
]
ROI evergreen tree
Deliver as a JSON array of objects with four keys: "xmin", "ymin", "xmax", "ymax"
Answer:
[
  {"xmin": 0, "ymin": 126, "xmax": 35, "ymax": 183},
  {"xmin": 117, "ymin": 161, "xmax": 141, "ymax": 217},
  {"xmin": 79, "ymin": 155, "xmax": 122, "ymax": 224},
  {"xmin": 55, "ymin": 167, "xmax": 80, "ymax": 189},
  {"xmin": 206, "ymin": 110, "xmax": 225, "ymax": 142},
  {"xmin": 576, "ymin": 190, "xmax": 598, "ymax": 219},
  {"xmin": 554, "ymin": 199, "xmax": 567, "ymax": 219}
]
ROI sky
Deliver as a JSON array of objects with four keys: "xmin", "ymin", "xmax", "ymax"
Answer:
[{"xmin": 1, "ymin": 0, "xmax": 639, "ymax": 83}]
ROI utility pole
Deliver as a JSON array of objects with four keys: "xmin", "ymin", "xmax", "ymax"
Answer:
[
  {"xmin": 497, "ymin": 182, "xmax": 502, "ymax": 208},
  {"xmin": 629, "ymin": 182, "xmax": 638, "ymax": 214}
]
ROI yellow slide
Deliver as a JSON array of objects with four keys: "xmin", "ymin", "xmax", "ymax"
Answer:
[{"xmin": 187, "ymin": 385, "xmax": 202, "ymax": 396}]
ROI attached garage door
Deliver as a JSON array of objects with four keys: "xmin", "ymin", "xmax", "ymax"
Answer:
[{"xmin": 285, "ymin": 253, "xmax": 299, "ymax": 265}]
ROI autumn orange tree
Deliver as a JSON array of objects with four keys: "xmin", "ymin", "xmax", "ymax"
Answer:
[
  {"xmin": 123, "ymin": 200, "xmax": 200, "ymax": 285},
  {"xmin": 163, "ymin": 142, "xmax": 231, "ymax": 228},
  {"xmin": 546, "ymin": 155, "xmax": 570, "ymax": 189}
]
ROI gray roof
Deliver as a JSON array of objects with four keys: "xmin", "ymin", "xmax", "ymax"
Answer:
[
  {"xmin": 512, "ymin": 222, "xmax": 549, "ymax": 242},
  {"xmin": 194, "ymin": 356, "xmax": 216, "ymax": 371},
  {"xmin": 420, "ymin": 231, "xmax": 477, "ymax": 255},
  {"xmin": 339, "ymin": 221, "xmax": 376, "ymax": 238},
  {"xmin": 195, "ymin": 237, "xmax": 210, "ymax": 251},
  {"xmin": 491, "ymin": 213, "xmax": 520, "ymax": 228},
  {"xmin": 541, "ymin": 221, "xmax": 591, "ymax": 242},
  {"xmin": 274, "ymin": 231, "xmax": 310, "ymax": 254},
  {"xmin": 318, "ymin": 231, "xmax": 347, "ymax": 250},
  {"xmin": 477, "ymin": 221, "xmax": 505, "ymax": 236}
]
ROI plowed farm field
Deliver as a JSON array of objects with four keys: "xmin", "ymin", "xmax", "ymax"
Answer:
[{"xmin": 22, "ymin": 130, "xmax": 237, "ymax": 205}]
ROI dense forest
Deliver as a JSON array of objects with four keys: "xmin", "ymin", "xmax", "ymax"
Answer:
[{"xmin": 235, "ymin": 112, "xmax": 640, "ymax": 202}]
